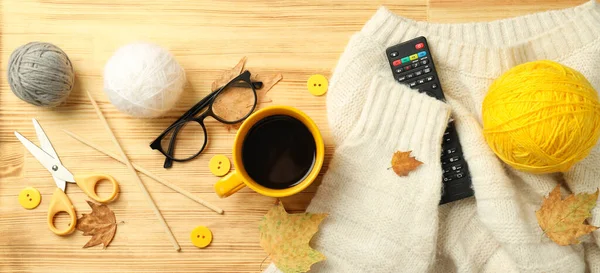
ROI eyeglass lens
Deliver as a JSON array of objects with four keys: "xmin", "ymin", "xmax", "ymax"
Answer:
[
  {"xmin": 160, "ymin": 120, "xmax": 206, "ymax": 160},
  {"xmin": 212, "ymin": 79, "xmax": 256, "ymax": 122}
]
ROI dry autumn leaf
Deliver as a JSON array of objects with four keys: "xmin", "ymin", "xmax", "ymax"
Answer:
[
  {"xmin": 252, "ymin": 72, "xmax": 283, "ymax": 106},
  {"xmin": 211, "ymin": 57, "xmax": 282, "ymax": 131},
  {"xmin": 259, "ymin": 202, "xmax": 328, "ymax": 273},
  {"xmin": 390, "ymin": 150, "xmax": 423, "ymax": 176},
  {"xmin": 536, "ymin": 185, "xmax": 599, "ymax": 246},
  {"xmin": 211, "ymin": 56, "xmax": 247, "ymax": 91},
  {"xmin": 76, "ymin": 201, "xmax": 117, "ymax": 249}
]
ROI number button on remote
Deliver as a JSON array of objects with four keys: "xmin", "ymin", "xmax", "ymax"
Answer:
[{"xmin": 449, "ymin": 147, "xmax": 457, "ymax": 154}]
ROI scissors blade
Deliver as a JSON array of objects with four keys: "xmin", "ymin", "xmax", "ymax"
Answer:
[
  {"xmin": 53, "ymin": 176, "xmax": 67, "ymax": 192},
  {"xmin": 14, "ymin": 131, "xmax": 76, "ymax": 186},
  {"xmin": 32, "ymin": 118, "xmax": 61, "ymax": 163}
]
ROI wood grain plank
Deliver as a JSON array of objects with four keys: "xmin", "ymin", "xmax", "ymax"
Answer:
[
  {"xmin": 0, "ymin": 0, "xmax": 583, "ymax": 272},
  {"xmin": 0, "ymin": 0, "xmax": 424, "ymax": 272}
]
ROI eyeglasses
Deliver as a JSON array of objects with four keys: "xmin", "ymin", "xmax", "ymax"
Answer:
[{"xmin": 150, "ymin": 70, "xmax": 261, "ymax": 168}]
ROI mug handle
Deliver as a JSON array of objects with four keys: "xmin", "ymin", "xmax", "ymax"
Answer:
[{"xmin": 214, "ymin": 171, "xmax": 246, "ymax": 198}]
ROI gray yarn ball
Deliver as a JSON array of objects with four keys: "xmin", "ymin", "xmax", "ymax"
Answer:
[{"xmin": 7, "ymin": 42, "xmax": 74, "ymax": 107}]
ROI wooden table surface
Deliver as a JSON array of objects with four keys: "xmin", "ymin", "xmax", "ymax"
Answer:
[{"xmin": 0, "ymin": 0, "xmax": 588, "ymax": 272}]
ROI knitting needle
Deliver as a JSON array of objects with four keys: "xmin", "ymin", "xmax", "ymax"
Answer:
[
  {"xmin": 62, "ymin": 129, "xmax": 224, "ymax": 214},
  {"xmin": 85, "ymin": 91, "xmax": 181, "ymax": 252}
]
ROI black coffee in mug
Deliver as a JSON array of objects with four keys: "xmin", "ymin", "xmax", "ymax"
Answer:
[{"xmin": 242, "ymin": 115, "xmax": 316, "ymax": 189}]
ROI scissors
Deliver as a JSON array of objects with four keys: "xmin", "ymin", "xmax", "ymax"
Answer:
[{"xmin": 14, "ymin": 119, "xmax": 119, "ymax": 236}]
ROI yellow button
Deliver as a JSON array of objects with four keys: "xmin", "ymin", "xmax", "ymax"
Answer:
[
  {"xmin": 307, "ymin": 74, "xmax": 328, "ymax": 96},
  {"xmin": 409, "ymin": 54, "xmax": 418, "ymax": 60},
  {"xmin": 19, "ymin": 187, "xmax": 41, "ymax": 210},
  {"xmin": 190, "ymin": 226, "xmax": 213, "ymax": 248},
  {"xmin": 209, "ymin": 155, "xmax": 230, "ymax": 177}
]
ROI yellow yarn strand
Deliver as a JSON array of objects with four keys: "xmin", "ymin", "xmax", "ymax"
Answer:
[{"xmin": 482, "ymin": 60, "xmax": 600, "ymax": 174}]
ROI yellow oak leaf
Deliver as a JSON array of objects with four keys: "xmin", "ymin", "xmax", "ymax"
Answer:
[
  {"xmin": 259, "ymin": 202, "xmax": 327, "ymax": 273},
  {"xmin": 76, "ymin": 201, "xmax": 117, "ymax": 249},
  {"xmin": 390, "ymin": 150, "xmax": 423, "ymax": 176},
  {"xmin": 536, "ymin": 185, "xmax": 599, "ymax": 246},
  {"xmin": 211, "ymin": 57, "xmax": 282, "ymax": 131}
]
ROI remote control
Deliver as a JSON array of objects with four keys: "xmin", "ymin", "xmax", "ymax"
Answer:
[{"xmin": 385, "ymin": 36, "xmax": 474, "ymax": 204}]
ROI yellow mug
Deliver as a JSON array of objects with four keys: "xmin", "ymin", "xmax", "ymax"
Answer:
[{"xmin": 214, "ymin": 105, "xmax": 324, "ymax": 198}]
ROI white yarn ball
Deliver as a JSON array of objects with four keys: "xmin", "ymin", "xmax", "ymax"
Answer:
[{"xmin": 103, "ymin": 43, "xmax": 186, "ymax": 118}]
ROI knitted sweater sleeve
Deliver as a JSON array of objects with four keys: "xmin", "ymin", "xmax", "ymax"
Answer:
[{"xmin": 264, "ymin": 33, "xmax": 451, "ymax": 272}]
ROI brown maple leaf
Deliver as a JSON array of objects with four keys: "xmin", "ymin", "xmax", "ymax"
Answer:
[
  {"xmin": 76, "ymin": 201, "xmax": 117, "ymax": 249},
  {"xmin": 211, "ymin": 56, "xmax": 247, "ymax": 91},
  {"xmin": 221, "ymin": 72, "xmax": 282, "ymax": 131},
  {"xmin": 390, "ymin": 151, "xmax": 423, "ymax": 176},
  {"xmin": 536, "ymin": 185, "xmax": 599, "ymax": 245},
  {"xmin": 211, "ymin": 57, "xmax": 282, "ymax": 131},
  {"xmin": 258, "ymin": 202, "xmax": 327, "ymax": 273},
  {"xmin": 252, "ymin": 72, "xmax": 283, "ymax": 106}
]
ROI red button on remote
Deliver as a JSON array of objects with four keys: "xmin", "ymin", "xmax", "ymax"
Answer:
[
  {"xmin": 392, "ymin": 60, "xmax": 402, "ymax": 66},
  {"xmin": 415, "ymin": 43, "xmax": 424, "ymax": 49}
]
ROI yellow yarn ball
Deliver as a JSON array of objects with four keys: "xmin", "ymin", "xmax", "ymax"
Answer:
[{"xmin": 482, "ymin": 60, "xmax": 600, "ymax": 174}]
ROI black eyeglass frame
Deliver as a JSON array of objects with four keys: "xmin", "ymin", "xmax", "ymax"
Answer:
[{"xmin": 150, "ymin": 70, "xmax": 259, "ymax": 165}]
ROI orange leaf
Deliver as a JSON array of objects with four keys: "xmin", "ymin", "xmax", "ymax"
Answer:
[
  {"xmin": 536, "ymin": 185, "xmax": 599, "ymax": 245},
  {"xmin": 390, "ymin": 151, "xmax": 423, "ymax": 176},
  {"xmin": 76, "ymin": 201, "xmax": 117, "ymax": 249}
]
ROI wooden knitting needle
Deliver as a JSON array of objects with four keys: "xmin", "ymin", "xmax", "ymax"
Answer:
[
  {"xmin": 63, "ymin": 129, "xmax": 224, "ymax": 214},
  {"xmin": 85, "ymin": 91, "xmax": 181, "ymax": 252}
]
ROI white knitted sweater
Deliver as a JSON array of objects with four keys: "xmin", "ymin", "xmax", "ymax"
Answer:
[{"xmin": 265, "ymin": 1, "xmax": 600, "ymax": 272}]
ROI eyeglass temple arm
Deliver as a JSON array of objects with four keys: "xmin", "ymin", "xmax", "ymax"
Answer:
[{"xmin": 251, "ymin": 81, "xmax": 263, "ymax": 89}]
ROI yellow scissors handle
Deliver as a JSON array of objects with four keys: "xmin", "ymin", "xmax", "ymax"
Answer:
[
  {"xmin": 48, "ymin": 188, "xmax": 77, "ymax": 236},
  {"xmin": 47, "ymin": 174, "xmax": 118, "ymax": 236},
  {"xmin": 74, "ymin": 173, "xmax": 119, "ymax": 203}
]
